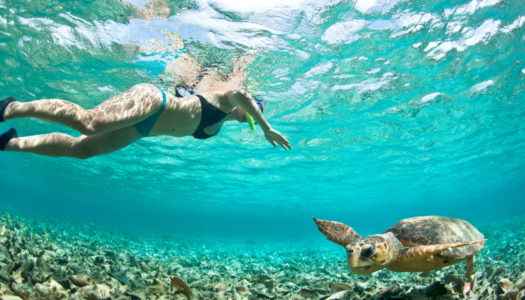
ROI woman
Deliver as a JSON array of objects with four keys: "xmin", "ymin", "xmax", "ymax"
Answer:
[{"xmin": 0, "ymin": 84, "xmax": 291, "ymax": 159}]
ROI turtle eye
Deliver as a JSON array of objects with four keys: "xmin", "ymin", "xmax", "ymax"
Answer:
[
  {"xmin": 360, "ymin": 245, "xmax": 375, "ymax": 258},
  {"xmin": 347, "ymin": 249, "xmax": 354, "ymax": 255}
]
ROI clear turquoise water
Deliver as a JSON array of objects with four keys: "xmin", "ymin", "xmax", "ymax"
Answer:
[{"xmin": 0, "ymin": 0, "xmax": 524, "ymax": 240}]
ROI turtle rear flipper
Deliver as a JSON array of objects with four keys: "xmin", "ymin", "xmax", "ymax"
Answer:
[
  {"xmin": 313, "ymin": 217, "xmax": 361, "ymax": 248},
  {"xmin": 465, "ymin": 255, "xmax": 476, "ymax": 278}
]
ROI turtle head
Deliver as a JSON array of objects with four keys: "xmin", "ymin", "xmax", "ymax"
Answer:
[{"xmin": 345, "ymin": 232, "xmax": 400, "ymax": 274}]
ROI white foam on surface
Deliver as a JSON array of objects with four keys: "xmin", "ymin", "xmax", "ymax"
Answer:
[
  {"xmin": 305, "ymin": 62, "xmax": 334, "ymax": 77},
  {"xmin": 97, "ymin": 86, "xmax": 117, "ymax": 92},
  {"xmin": 354, "ymin": 0, "xmax": 405, "ymax": 14},
  {"xmin": 369, "ymin": 19, "xmax": 396, "ymax": 30},
  {"xmin": 175, "ymin": 4, "xmax": 285, "ymax": 49},
  {"xmin": 205, "ymin": 0, "xmax": 323, "ymax": 14},
  {"xmin": 393, "ymin": 12, "xmax": 437, "ymax": 28},
  {"xmin": 420, "ymin": 92, "xmax": 441, "ymax": 103},
  {"xmin": 291, "ymin": 82, "xmax": 307, "ymax": 94},
  {"xmin": 452, "ymin": 0, "xmax": 502, "ymax": 15},
  {"xmin": 296, "ymin": 50, "xmax": 310, "ymax": 60},
  {"xmin": 465, "ymin": 19, "xmax": 500, "ymax": 46},
  {"xmin": 446, "ymin": 21, "xmax": 463, "ymax": 34},
  {"xmin": 501, "ymin": 16, "xmax": 525, "ymax": 33},
  {"xmin": 321, "ymin": 20, "xmax": 368, "ymax": 45},
  {"xmin": 331, "ymin": 77, "xmax": 390, "ymax": 93},
  {"xmin": 272, "ymin": 68, "xmax": 290, "ymax": 75},
  {"xmin": 426, "ymin": 41, "xmax": 466, "ymax": 60},
  {"xmin": 333, "ymin": 74, "xmax": 356, "ymax": 79},
  {"xmin": 424, "ymin": 42, "xmax": 440, "ymax": 52},
  {"xmin": 471, "ymin": 80, "xmax": 495, "ymax": 92}
]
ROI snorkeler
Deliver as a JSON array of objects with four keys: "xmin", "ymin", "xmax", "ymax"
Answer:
[{"xmin": 0, "ymin": 84, "xmax": 291, "ymax": 159}]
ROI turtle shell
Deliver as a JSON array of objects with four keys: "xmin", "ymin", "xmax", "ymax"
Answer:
[{"xmin": 384, "ymin": 216, "xmax": 484, "ymax": 260}]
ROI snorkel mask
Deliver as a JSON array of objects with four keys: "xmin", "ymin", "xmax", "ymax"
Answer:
[{"xmin": 246, "ymin": 97, "xmax": 264, "ymax": 130}]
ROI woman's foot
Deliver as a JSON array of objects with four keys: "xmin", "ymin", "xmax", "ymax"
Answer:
[
  {"xmin": 0, "ymin": 97, "xmax": 17, "ymax": 122},
  {"xmin": 0, "ymin": 128, "xmax": 17, "ymax": 151}
]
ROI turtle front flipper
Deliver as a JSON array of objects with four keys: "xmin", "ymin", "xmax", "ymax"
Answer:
[
  {"xmin": 403, "ymin": 239, "xmax": 486, "ymax": 259},
  {"xmin": 389, "ymin": 239, "xmax": 486, "ymax": 273},
  {"xmin": 313, "ymin": 217, "xmax": 361, "ymax": 248}
]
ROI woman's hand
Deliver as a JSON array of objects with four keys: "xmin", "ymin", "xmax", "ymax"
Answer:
[{"xmin": 264, "ymin": 129, "xmax": 292, "ymax": 150}]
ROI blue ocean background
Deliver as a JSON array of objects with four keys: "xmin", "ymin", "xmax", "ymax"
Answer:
[{"xmin": 1, "ymin": 0, "xmax": 524, "ymax": 244}]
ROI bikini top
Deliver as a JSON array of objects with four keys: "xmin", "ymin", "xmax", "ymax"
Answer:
[{"xmin": 192, "ymin": 95, "xmax": 230, "ymax": 140}]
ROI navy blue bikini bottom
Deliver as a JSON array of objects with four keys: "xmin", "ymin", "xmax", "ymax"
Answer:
[{"xmin": 134, "ymin": 86, "xmax": 167, "ymax": 137}]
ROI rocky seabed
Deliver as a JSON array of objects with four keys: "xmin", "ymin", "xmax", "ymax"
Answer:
[{"xmin": 0, "ymin": 213, "xmax": 523, "ymax": 300}]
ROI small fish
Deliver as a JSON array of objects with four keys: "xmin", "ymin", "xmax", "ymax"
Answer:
[
  {"xmin": 300, "ymin": 288, "xmax": 313, "ymax": 298},
  {"xmin": 494, "ymin": 268, "xmax": 505, "ymax": 276},
  {"xmin": 444, "ymin": 274, "xmax": 460, "ymax": 284},
  {"xmin": 214, "ymin": 283, "xmax": 228, "ymax": 291},
  {"xmin": 463, "ymin": 274, "xmax": 477, "ymax": 298},
  {"xmin": 463, "ymin": 281, "xmax": 473, "ymax": 297},
  {"xmin": 331, "ymin": 282, "xmax": 352, "ymax": 293},
  {"xmin": 419, "ymin": 271, "xmax": 432, "ymax": 277},
  {"xmin": 377, "ymin": 285, "xmax": 397, "ymax": 296}
]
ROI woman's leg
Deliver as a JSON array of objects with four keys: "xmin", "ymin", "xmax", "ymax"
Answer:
[
  {"xmin": 3, "ymin": 84, "xmax": 163, "ymax": 135},
  {"xmin": 4, "ymin": 126, "xmax": 143, "ymax": 159}
]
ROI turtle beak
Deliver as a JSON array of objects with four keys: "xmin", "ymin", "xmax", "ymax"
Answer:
[
  {"xmin": 346, "ymin": 246, "xmax": 377, "ymax": 274},
  {"xmin": 347, "ymin": 257, "xmax": 362, "ymax": 269},
  {"xmin": 346, "ymin": 248, "xmax": 367, "ymax": 269},
  {"xmin": 347, "ymin": 260, "xmax": 373, "ymax": 274}
]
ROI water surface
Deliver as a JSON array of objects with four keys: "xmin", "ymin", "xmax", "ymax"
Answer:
[{"xmin": 0, "ymin": 0, "xmax": 524, "ymax": 239}]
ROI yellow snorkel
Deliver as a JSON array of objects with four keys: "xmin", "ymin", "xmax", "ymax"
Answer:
[{"xmin": 246, "ymin": 113, "xmax": 256, "ymax": 130}]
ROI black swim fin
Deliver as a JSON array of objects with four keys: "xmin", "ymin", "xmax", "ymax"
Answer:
[
  {"xmin": 0, "ymin": 97, "xmax": 17, "ymax": 122},
  {"xmin": 0, "ymin": 128, "xmax": 17, "ymax": 151}
]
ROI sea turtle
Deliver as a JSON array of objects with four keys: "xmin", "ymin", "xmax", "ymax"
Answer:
[{"xmin": 313, "ymin": 216, "xmax": 485, "ymax": 278}]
